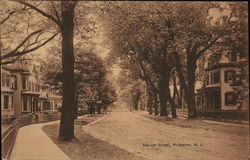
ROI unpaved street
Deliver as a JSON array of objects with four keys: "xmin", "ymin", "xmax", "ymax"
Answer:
[{"xmin": 82, "ymin": 109, "xmax": 249, "ymax": 160}]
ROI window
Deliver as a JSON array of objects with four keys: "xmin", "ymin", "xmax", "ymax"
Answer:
[
  {"xmin": 6, "ymin": 75, "xmax": 10, "ymax": 87},
  {"xmin": 208, "ymin": 54, "xmax": 221, "ymax": 67},
  {"xmin": 30, "ymin": 98, "xmax": 33, "ymax": 112},
  {"xmin": 231, "ymin": 50, "xmax": 237, "ymax": 61},
  {"xmin": 31, "ymin": 82, "xmax": 34, "ymax": 91},
  {"xmin": 224, "ymin": 70, "xmax": 236, "ymax": 83},
  {"xmin": 208, "ymin": 61, "xmax": 211, "ymax": 68},
  {"xmin": 225, "ymin": 92, "xmax": 236, "ymax": 105},
  {"xmin": 55, "ymin": 101, "xmax": 58, "ymax": 108},
  {"xmin": 11, "ymin": 75, "xmax": 17, "ymax": 90},
  {"xmin": 4, "ymin": 95, "xmax": 9, "ymax": 109},
  {"xmin": 206, "ymin": 74, "xmax": 209, "ymax": 85},
  {"xmin": 28, "ymin": 81, "xmax": 31, "ymax": 90},
  {"xmin": 22, "ymin": 77, "xmax": 26, "ymax": 89},
  {"xmin": 213, "ymin": 71, "xmax": 220, "ymax": 84},
  {"xmin": 210, "ymin": 73, "xmax": 214, "ymax": 84},
  {"xmin": 23, "ymin": 97, "xmax": 28, "ymax": 111},
  {"xmin": 33, "ymin": 83, "xmax": 35, "ymax": 92},
  {"xmin": 1, "ymin": 73, "xmax": 6, "ymax": 86},
  {"xmin": 11, "ymin": 96, "xmax": 14, "ymax": 108}
]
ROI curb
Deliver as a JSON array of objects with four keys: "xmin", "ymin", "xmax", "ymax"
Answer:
[{"xmin": 84, "ymin": 114, "xmax": 108, "ymax": 126}]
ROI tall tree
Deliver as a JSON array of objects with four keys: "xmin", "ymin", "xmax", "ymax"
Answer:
[
  {"xmin": 13, "ymin": 0, "xmax": 77, "ymax": 140},
  {"xmin": 42, "ymin": 45, "xmax": 117, "ymax": 115},
  {"xmin": 101, "ymin": 2, "xmax": 176, "ymax": 117},
  {"xmin": 171, "ymin": 2, "xmax": 248, "ymax": 118}
]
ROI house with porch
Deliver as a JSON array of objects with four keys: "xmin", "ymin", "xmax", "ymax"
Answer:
[
  {"xmin": 196, "ymin": 48, "xmax": 247, "ymax": 111},
  {"xmin": 1, "ymin": 67, "xmax": 15, "ymax": 120},
  {"xmin": 1, "ymin": 57, "xmax": 62, "ymax": 121}
]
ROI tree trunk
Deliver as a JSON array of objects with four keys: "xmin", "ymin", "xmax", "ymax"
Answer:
[
  {"xmin": 97, "ymin": 104, "xmax": 101, "ymax": 114},
  {"xmin": 132, "ymin": 94, "xmax": 138, "ymax": 110},
  {"xmin": 153, "ymin": 91, "xmax": 159, "ymax": 115},
  {"xmin": 158, "ymin": 79, "xmax": 168, "ymax": 116},
  {"xmin": 172, "ymin": 74, "xmax": 178, "ymax": 104},
  {"xmin": 166, "ymin": 86, "xmax": 177, "ymax": 118},
  {"xmin": 187, "ymin": 54, "xmax": 197, "ymax": 118},
  {"xmin": 147, "ymin": 86, "xmax": 153, "ymax": 115},
  {"xmin": 166, "ymin": 77, "xmax": 177, "ymax": 118},
  {"xmin": 58, "ymin": 2, "xmax": 76, "ymax": 141},
  {"xmin": 177, "ymin": 82, "xmax": 182, "ymax": 109},
  {"xmin": 74, "ymin": 90, "xmax": 78, "ymax": 119},
  {"xmin": 132, "ymin": 89, "xmax": 141, "ymax": 110},
  {"xmin": 173, "ymin": 52, "xmax": 197, "ymax": 119}
]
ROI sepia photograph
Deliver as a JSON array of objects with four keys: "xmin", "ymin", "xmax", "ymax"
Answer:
[{"xmin": 1, "ymin": 1, "xmax": 249, "ymax": 160}]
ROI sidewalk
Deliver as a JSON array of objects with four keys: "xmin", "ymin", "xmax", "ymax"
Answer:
[{"xmin": 10, "ymin": 120, "xmax": 71, "ymax": 160}]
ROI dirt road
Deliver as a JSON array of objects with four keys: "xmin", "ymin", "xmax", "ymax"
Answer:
[{"xmin": 82, "ymin": 109, "xmax": 249, "ymax": 160}]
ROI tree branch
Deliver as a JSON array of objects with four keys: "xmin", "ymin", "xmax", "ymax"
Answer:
[
  {"xmin": 50, "ymin": 0, "xmax": 61, "ymax": 22},
  {"xmin": 0, "ymin": 11, "xmax": 15, "ymax": 25},
  {"xmin": 195, "ymin": 35, "xmax": 222, "ymax": 59},
  {"xmin": 190, "ymin": 41, "xmax": 200, "ymax": 55},
  {"xmin": 27, "ymin": 31, "xmax": 45, "ymax": 48},
  {"xmin": 7, "ymin": 29, "xmax": 43, "ymax": 57},
  {"xmin": 172, "ymin": 52, "xmax": 188, "ymax": 92},
  {"xmin": 135, "ymin": 57, "xmax": 158, "ymax": 92},
  {"xmin": 133, "ymin": 40, "xmax": 162, "ymax": 76},
  {"xmin": 0, "ymin": 4, "xmax": 34, "ymax": 25},
  {"xmin": 1, "ymin": 32, "xmax": 59, "ymax": 60},
  {"xmin": 13, "ymin": 0, "xmax": 62, "ymax": 28}
]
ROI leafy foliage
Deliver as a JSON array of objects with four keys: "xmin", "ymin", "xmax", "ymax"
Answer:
[{"xmin": 41, "ymin": 45, "xmax": 117, "ymax": 112}]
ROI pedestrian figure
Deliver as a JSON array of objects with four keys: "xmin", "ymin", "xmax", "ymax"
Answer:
[
  {"xmin": 87, "ymin": 106, "xmax": 91, "ymax": 116},
  {"xmin": 89, "ymin": 104, "xmax": 95, "ymax": 116}
]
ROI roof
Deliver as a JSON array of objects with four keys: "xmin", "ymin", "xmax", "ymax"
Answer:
[
  {"xmin": 205, "ymin": 62, "xmax": 243, "ymax": 71},
  {"xmin": 1, "ymin": 87, "xmax": 14, "ymax": 94},
  {"xmin": 2, "ymin": 65, "xmax": 29, "ymax": 73},
  {"xmin": 21, "ymin": 91, "xmax": 40, "ymax": 96},
  {"xmin": 196, "ymin": 86, "xmax": 220, "ymax": 92}
]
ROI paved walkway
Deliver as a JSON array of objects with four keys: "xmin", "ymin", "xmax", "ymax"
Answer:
[{"xmin": 10, "ymin": 120, "xmax": 71, "ymax": 160}]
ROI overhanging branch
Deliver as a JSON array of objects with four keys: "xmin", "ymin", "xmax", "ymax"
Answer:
[
  {"xmin": 1, "ymin": 32, "xmax": 59, "ymax": 60},
  {"xmin": 13, "ymin": 0, "xmax": 62, "ymax": 28},
  {"xmin": 0, "ymin": 11, "xmax": 15, "ymax": 25},
  {"xmin": 195, "ymin": 35, "xmax": 222, "ymax": 59},
  {"xmin": 8, "ymin": 29, "xmax": 43, "ymax": 56}
]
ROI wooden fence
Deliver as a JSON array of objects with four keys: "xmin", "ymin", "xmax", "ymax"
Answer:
[
  {"xmin": 1, "ymin": 112, "xmax": 72, "ymax": 159},
  {"xmin": 1, "ymin": 115, "xmax": 33, "ymax": 160}
]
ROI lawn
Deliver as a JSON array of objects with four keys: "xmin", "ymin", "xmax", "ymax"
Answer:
[
  {"xmin": 134, "ymin": 111, "xmax": 249, "ymax": 136},
  {"xmin": 42, "ymin": 115, "xmax": 145, "ymax": 160}
]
